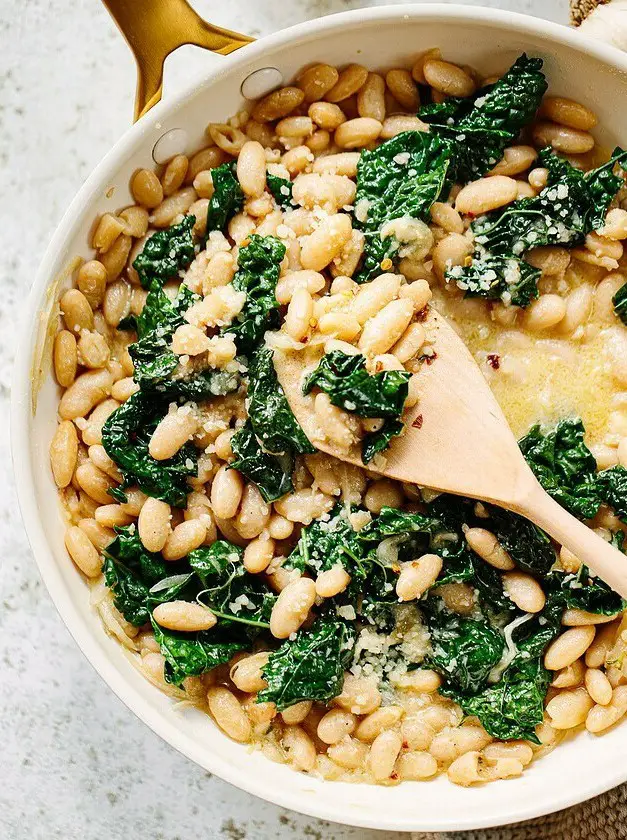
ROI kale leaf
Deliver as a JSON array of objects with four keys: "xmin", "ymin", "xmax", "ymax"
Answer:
[
  {"xmin": 358, "ymin": 506, "xmax": 441, "ymax": 543},
  {"xmin": 258, "ymin": 619, "xmax": 356, "ymax": 710},
  {"xmin": 102, "ymin": 391, "xmax": 197, "ymax": 507},
  {"xmin": 520, "ymin": 418, "xmax": 627, "ymax": 523},
  {"xmin": 353, "ymin": 131, "xmax": 454, "ymax": 282},
  {"xmin": 230, "ymin": 421, "xmax": 295, "ymax": 503},
  {"xmin": 247, "ymin": 347, "xmax": 314, "ymax": 455},
  {"xmin": 133, "ymin": 215, "xmax": 196, "ymax": 289},
  {"xmin": 223, "ymin": 234, "xmax": 286, "ymax": 355},
  {"xmin": 449, "ymin": 255, "xmax": 540, "ymax": 308},
  {"xmin": 420, "ymin": 54, "xmax": 547, "ymax": 182},
  {"xmin": 206, "ymin": 162, "xmax": 245, "ymax": 236},
  {"xmin": 448, "ymin": 147, "xmax": 627, "ymax": 306},
  {"xmin": 362, "ymin": 418, "xmax": 405, "ymax": 464},
  {"xmin": 102, "ymin": 525, "xmax": 169, "ymax": 625},
  {"xmin": 189, "ymin": 541, "xmax": 276, "ymax": 629},
  {"xmin": 546, "ymin": 565, "xmax": 625, "ymax": 616},
  {"xmin": 303, "ymin": 350, "xmax": 410, "ymax": 462},
  {"xmin": 303, "ymin": 350, "xmax": 410, "ymax": 418},
  {"xmin": 228, "ymin": 347, "xmax": 314, "ymax": 502},
  {"xmin": 151, "ymin": 618, "xmax": 247, "ymax": 686},
  {"xmin": 267, "ymin": 173, "xmax": 295, "ymax": 208},
  {"xmin": 487, "ymin": 507, "xmax": 556, "ymax": 576},
  {"xmin": 425, "ymin": 607, "xmax": 505, "ymax": 694},
  {"xmin": 286, "ymin": 506, "xmax": 365, "ymax": 579}
]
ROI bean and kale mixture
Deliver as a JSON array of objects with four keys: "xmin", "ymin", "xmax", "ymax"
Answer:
[{"xmin": 52, "ymin": 49, "xmax": 627, "ymax": 787}]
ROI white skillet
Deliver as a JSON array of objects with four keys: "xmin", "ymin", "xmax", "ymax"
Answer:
[{"xmin": 11, "ymin": 3, "xmax": 627, "ymax": 831}]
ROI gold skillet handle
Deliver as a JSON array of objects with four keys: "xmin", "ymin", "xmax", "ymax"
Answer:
[{"xmin": 102, "ymin": 0, "xmax": 254, "ymax": 121}]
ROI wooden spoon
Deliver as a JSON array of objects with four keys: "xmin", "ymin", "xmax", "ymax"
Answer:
[{"xmin": 273, "ymin": 307, "xmax": 627, "ymax": 599}]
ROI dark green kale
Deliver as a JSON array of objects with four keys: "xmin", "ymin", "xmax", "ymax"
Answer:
[
  {"xmin": 127, "ymin": 280, "xmax": 241, "ymax": 399},
  {"xmin": 546, "ymin": 564, "xmax": 625, "ymax": 616},
  {"xmin": 303, "ymin": 350, "xmax": 410, "ymax": 462},
  {"xmin": 102, "ymin": 391, "xmax": 197, "ymax": 507},
  {"xmin": 613, "ymin": 282, "xmax": 627, "ymax": 325},
  {"xmin": 151, "ymin": 618, "xmax": 247, "ymax": 686},
  {"xmin": 425, "ymin": 607, "xmax": 505, "ymax": 694},
  {"xmin": 358, "ymin": 506, "xmax": 441, "ymax": 543},
  {"xmin": 228, "ymin": 347, "xmax": 314, "ymax": 502},
  {"xmin": 258, "ymin": 619, "xmax": 356, "ymax": 710},
  {"xmin": 303, "ymin": 350, "xmax": 410, "ymax": 418},
  {"xmin": 188, "ymin": 541, "xmax": 276, "ymax": 628},
  {"xmin": 285, "ymin": 506, "xmax": 366, "ymax": 579},
  {"xmin": 448, "ymin": 147, "xmax": 627, "ymax": 306},
  {"xmin": 486, "ymin": 507, "xmax": 556, "ymax": 577},
  {"xmin": 362, "ymin": 419, "xmax": 405, "ymax": 464},
  {"xmin": 205, "ymin": 162, "xmax": 245, "ymax": 236},
  {"xmin": 230, "ymin": 420, "xmax": 294, "ymax": 503},
  {"xmin": 445, "ymin": 652, "xmax": 551, "ymax": 742},
  {"xmin": 222, "ymin": 234, "xmax": 286, "ymax": 355},
  {"xmin": 266, "ymin": 173, "xmax": 295, "ymax": 208},
  {"xmin": 520, "ymin": 418, "xmax": 627, "ymax": 523},
  {"xmin": 449, "ymin": 255, "xmax": 540, "ymax": 308},
  {"xmin": 132, "ymin": 215, "xmax": 196, "ymax": 288},
  {"xmin": 442, "ymin": 603, "xmax": 563, "ymax": 742},
  {"xmin": 247, "ymin": 347, "xmax": 314, "ymax": 455},
  {"xmin": 353, "ymin": 130, "xmax": 454, "ymax": 282},
  {"xmin": 420, "ymin": 54, "xmax": 547, "ymax": 181},
  {"xmin": 102, "ymin": 525, "xmax": 169, "ymax": 626}
]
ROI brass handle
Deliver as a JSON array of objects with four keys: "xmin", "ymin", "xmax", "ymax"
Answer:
[{"xmin": 102, "ymin": 0, "xmax": 253, "ymax": 121}]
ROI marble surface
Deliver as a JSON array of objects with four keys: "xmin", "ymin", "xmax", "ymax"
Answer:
[{"xmin": 0, "ymin": 1, "xmax": 566, "ymax": 838}]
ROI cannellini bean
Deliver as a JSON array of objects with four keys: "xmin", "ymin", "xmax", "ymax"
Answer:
[
  {"xmin": 532, "ymin": 121, "xmax": 594, "ymax": 154},
  {"xmin": 355, "ymin": 706, "xmax": 404, "ymax": 743},
  {"xmin": 149, "ymin": 406, "xmax": 198, "ymax": 460},
  {"xmin": 243, "ymin": 535, "xmax": 275, "ymax": 573},
  {"xmin": 162, "ymin": 519, "xmax": 206, "ymax": 561},
  {"xmin": 298, "ymin": 63, "xmax": 339, "ymax": 102},
  {"xmin": 65, "ymin": 526, "xmax": 102, "ymax": 577},
  {"xmin": 423, "ymin": 59, "xmax": 475, "ymax": 97},
  {"xmin": 396, "ymin": 751, "xmax": 438, "ymax": 780},
  {"xmin": 284, "ymin": 286, "xmax": 313, "ymax": 341},
  {"xmin": 230, "ymin": 652, "xmax": 270, "ymax": 693},
  {"xmin": 335, "ymin": 117, "xmax": 382, "ymax": 149},
  {"xmin": 455, "ymin": 176, "xmax": 518, "ymax": 215},
  {"xmin": 270, "ymin": 577, "xmax": 317, "ymax": 639},
  {"xmin": 358, "ymin": 298, "xmax": 414, "ymax": 356},
  {"xmin": 59, "ymin": 369, "xmax": 113, "ymax": 420},
  {"xmin": 211, "ymin": 465, "xmax": 244, "ymax": 520},
  {"xmin": 489, "ymin": 145, "xmax": 537, "ymax": 177},
  {"xmin": 546, "ymin": 687, "xmax": 594, "ymax": 729},
  {"xmin": 237, "ymin": 140, "xmax": 267, "ymax": 198},
  {"xmin": 315, "ymin": 565, "xmax": 351, "ymax": 598},
  {"xmin": 317, "ymin": 709, "xmax": 357, "ymax": 745},
  {"xmin": 368, "ymin": 730, "xmax": 402, "ymax": 781},
  {"xmin": 327, "ymin": 736, "xmax": 369, "ymax": 769},
  {"xmin": 503, "ymin": 571, "xmax": 546, "ymax": 613},
  {"xmin": 585, "ymin": 668, "xmax": 613, "ymax": 706},
  {"xmin": 432, "ymin": 233, "xmax": 473, "ymax": 279},
  {"xmin": 153, "ymin": 601, "xmax": 216, "ymax": 632},
  {"xmin": 551, "ymin": 658, "xmax": 585, "ymax": 689},
  {"xmin": 301, "ymin": 214, "xmax": 352, "ymax": 271},
  {"xmin": 325, "ymin": 64, "xmax": 369, "ymax": 103},
  {"xmin": 396, "ymin": 554, "xmax": 443, "ymax": 601},
  {"xmin": 544, "ymin": 626, "xmax": 596, "ymax": 671},
  {"xmin": 465, "ymin": 527, "xmax": 514, "ymax": 570},
  {"xmin": 335, "ymin": 673, "xmax": 381, "ymax": 715},
  {"xmin": 586, "ymin": 685, "xmax": 627, "ymax": 733},
  {"xmin": 207, "ymin": 687, "xmax": 251, "ymax": 743},
  {"xmin": 281, "ymin": 700, "xmax": 313, "ymax": 725},
  {"xmin": 235, "ymin": 483, "xmax": 271, "ymax": 539},
  {"xmin": 282, "ymin": 725, "xmax": 317, "ymax": 772},
  {"xmin": 539, "ymin": 96, "xmax": 597, "ymax": 131},
  {"xmin": 351, "ymin": 274, "xmax": 401, "ymax": 324},
  {"xmin": 50, "ymin": 421, "xmax": 79, "ymax": 488}
]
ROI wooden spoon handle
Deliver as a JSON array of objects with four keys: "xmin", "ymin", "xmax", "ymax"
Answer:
[{"xmin": 515, "ymin": 479, "xmax": 627, "ymax": 599}]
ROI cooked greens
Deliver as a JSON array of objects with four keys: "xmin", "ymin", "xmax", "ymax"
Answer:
[
  {"xmin": 132, "ymin": 215, "xmax": 196, "ymax": 289},
  {"xmin": 259, "ymin": 620, "xmax": 356, "ymax": 710},
  {"xmin": 303, "ymin": 350, "xmax": 410, "ymax": 461},
  {"xmin": 353, "ymin": 131, "xmax": 454, "ymax": 282},
  {"xmin": 266, "ymin": 172, "xmax": 295, "ymax": 208},
  {"xmin": 420, "ymin": 54, "xmax": 548, "ymax": 182},
  {"xmin": 448, "ymin": 148, "xmax": 627, "ymax": 306},
  {"xmin": 613, "ymin": 282, "xmax": 627, "ymax": 324},
  {"xmin": 230, "ymin": 347, "xmax": 314, "ymax": 502},
  {"xmin": 102, "ymin": 392, "xmax": 198, "ymax": 508},
  {"xmin": 205, "ymin": 161, "xmax": 245, "ymax": 236},
  {"xmin": 223, "ymin": 234, "xmax": 286, "ymax": 355}
]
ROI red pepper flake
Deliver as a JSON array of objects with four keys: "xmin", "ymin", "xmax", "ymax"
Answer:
[
  {"xmin": 390, "ymin": 772, "xmax": 399, "ymax": 780},
  {"xmin": 424, "ymin": 351, "xmax": 437, "ymax": 365},
  {"xmin": 487, "ymin": 353, "xmax": 500, "ymax": 370},
  {"xmin": 412, "ymin": 414, "xmax": 424, "ymax": 429}
]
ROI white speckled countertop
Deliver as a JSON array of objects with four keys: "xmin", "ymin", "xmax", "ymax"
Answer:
[{"xmin": 0, "ymin": 1, "xmax": 566, "ymax": 837}]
